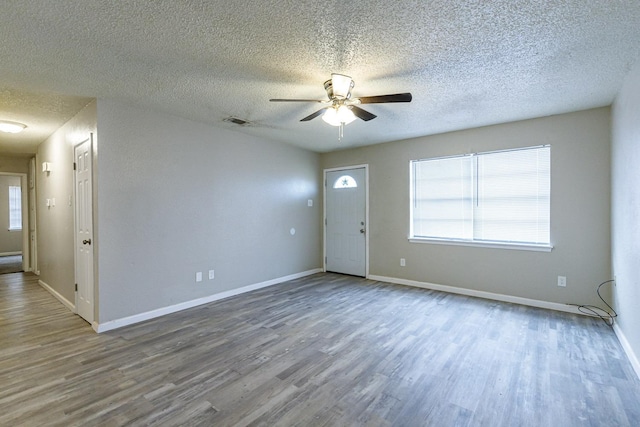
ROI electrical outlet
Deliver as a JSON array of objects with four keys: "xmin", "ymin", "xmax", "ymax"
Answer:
[
  {"xmin": 557, "ymin": 276, "xmax": 566, "ymax": 287},
  {"xmin": 208, "ymin": 270, "xmax": 215, "ymax": 280},
  {"xmin": 400, "ymin": 258, "xmax": 406, "ymax": 267},
  {"xmin": 196, "ymin": 272, "xmax": 203, "ymax": 282}
]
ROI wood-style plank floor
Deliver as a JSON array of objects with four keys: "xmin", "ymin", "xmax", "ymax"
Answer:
[{"xmin": 1, "ymin": 272, "xmax": 639, "ymax": 426}]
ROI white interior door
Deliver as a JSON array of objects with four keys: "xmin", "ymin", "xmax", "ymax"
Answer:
[
  {"xmin": 325, "ymin": 167, "xmax": 367, "ymax": 277},
  {"xmin": 74, "ymin": 136, "xmax": 94, "ymax": 324}
]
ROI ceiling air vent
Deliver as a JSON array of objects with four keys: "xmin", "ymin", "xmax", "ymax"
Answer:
[{"xmin": 223, "ymin": 117, "xmax": 249, "ymax": 125}]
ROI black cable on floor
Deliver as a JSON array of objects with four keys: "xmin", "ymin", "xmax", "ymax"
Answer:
[{"xmin": 567, "ymin": 279, "xmax": 618, "ymax": 327}]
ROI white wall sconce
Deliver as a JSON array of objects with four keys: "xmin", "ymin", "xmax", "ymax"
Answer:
[{"xmin": 42, "ymin": 162, "xmax": 52, "ymax": 173}]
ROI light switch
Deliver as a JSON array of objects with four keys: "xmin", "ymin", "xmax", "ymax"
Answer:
[{"xmin": 307, "ymin": 199, "xmax": 313, "ymax": 207}]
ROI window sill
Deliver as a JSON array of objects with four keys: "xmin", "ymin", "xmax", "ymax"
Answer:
[
  {"xmin": 409, "ymin": 237, "xmax": 553, "ymax": 252},
  {"xmin": 8, "ymin": 228, "xmax": 22, "ymax": 232}
]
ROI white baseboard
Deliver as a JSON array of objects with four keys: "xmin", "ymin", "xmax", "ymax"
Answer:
[
  {"xmin": 613, "ymin": 323, "xmax": 640, "ymax": 381},
  {"xmin": 94, "ymin": 268, "xmax": 323, "ymax": 333},
  {"xmin": 0, "ymin": 251, "xmax": 22, "ymax": 257},
  {"xmin": 39, "ymin": 279, "xmax": 76, "ymax": 313},
  {"xmin": 368, "ymin": 275, "xmax": 586, "ymax": 316}
]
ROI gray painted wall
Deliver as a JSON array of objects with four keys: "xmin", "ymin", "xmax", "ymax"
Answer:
[
  {"xmin": 612, "ymin": 62, "xmax": 640, "ymax": 369},
  {"xmin": 0, "ymin": 155, "xmax": 30, "ymax": 174},
  {"xmin": 36, "ymin": 101, "xmax": 97, "ymax": 304},
  {"xmin": 322, "ymin": 107, "xmax": 611, "ymax": 308},
  {"xmin": 0, "ymin": 174, "xmax": 22, "ymax": 253},
  {"xmin": 95, "ymin": 100, "xmax": 322, "ymax": 322}
]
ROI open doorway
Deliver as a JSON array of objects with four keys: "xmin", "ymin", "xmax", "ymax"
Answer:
[{"xmin": 0, "ymin": 171, "xmax": 30, "ymax": 274}]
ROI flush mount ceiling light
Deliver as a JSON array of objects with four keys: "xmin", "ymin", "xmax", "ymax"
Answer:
[
  {"xmin": 0, "ymin": 120, "xmax": 27, "ymax": 134},
  {"xmin": 270, "ymin": 73, "xmax": 412, "ymax": 141}
]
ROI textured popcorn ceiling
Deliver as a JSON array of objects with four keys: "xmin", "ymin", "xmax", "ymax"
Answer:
[
  {"xmin": 0, "ymin": 89, "xmax": 92, "ymax": 155},
  {"xmin": 1, "ymin": 0, "xmax": 640, "ymax": 153}
]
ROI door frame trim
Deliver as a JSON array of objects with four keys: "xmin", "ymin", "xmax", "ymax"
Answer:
[
  {"xmin": 323, "ymin": 164, "xmax": 369, "ymax": 278},
  {"xmin": 0, "ymin": 171, "xmax": 30, "ymax": 272}
]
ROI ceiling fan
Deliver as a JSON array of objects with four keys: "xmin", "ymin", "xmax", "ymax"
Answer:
[{"xmin": 270, "ymin": 73, "xmax": 412, "ymax": 129}]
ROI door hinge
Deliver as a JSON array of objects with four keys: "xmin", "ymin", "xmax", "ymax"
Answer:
[
  {"xmin": 325, "ymin": 256, "xmax": 327, "ymax": 264},
  {"xmin": 75, "ymin": 283, "xmax": 78, "ymax": 292},
  {"xmin": 325, "ymin": 218, "xmax": 327, "ymax": 225},
  {"xmin": 73, "ymin": 162, "xmax": 77, "ymax": 171}
]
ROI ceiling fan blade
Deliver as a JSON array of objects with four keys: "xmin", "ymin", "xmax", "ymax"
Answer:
[
  {"xmin": 356, "ymin": 93, "xmax": 413, "ymax": 104},
  {"xmin": 300, "ymin": 108, "xmax": 329, "ymax": 122},
  {"xmin": 350, "ymin": 106, "xmax": 377, "ymax": 121},
  {"xmin": 270, "ymin": 98, "xmax": 325, "ymax": 103}
]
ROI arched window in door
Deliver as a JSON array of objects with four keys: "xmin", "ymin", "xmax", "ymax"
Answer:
[{"xmin": 333, "ymin": 175, "xmax": 358, "ymax": 189}]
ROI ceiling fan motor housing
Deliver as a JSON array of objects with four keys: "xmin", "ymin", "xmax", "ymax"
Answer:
[
  {"xmin": 323, "ymin": 79, "xmax": 337, "ymax": 99},
  {"xmin": 324, "ymin": 74, "xmax": 354, "ymax": 100}
]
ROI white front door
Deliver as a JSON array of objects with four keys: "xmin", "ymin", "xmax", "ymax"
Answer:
[
  {"xmin": 74, "ymin": 136, "xmax": 94, "ymax": 324},
  {"xmin": 325, "ymin": 167, "xmax": 367, "ymax": 277}
]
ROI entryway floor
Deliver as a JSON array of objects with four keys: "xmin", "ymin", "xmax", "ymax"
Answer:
[{"xmin": 0, "ymin": 255, "xmax": 22, "ymax": 275}]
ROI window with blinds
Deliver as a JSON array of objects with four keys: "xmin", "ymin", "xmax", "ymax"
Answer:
[
  {"xmin": 9, "ymin": 185, "xmax": 22, "ymax": 231},
  {"xmin": 410, "ymin": 145, "xmax": 550, "ymax": 248}
]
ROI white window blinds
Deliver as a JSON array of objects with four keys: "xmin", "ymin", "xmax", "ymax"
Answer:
[
  {"xmin": 412, "ymin": 155, "xmax": 473, "ymax": 240},
  {"xmin": 411, "ymin": 146, "xmax": 550, "ymax": 246}
]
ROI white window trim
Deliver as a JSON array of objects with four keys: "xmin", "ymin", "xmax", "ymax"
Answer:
[{"xmin": 409, "ymin": 236, "xmax": 553, "ymax": 252}]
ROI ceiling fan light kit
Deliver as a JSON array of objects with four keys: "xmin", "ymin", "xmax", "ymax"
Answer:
[
  {"xmin": 270, "ymin": 73, "xmax": 412, "ymax": 141},
  {"xmin": 322, "ymin": 105, "xmax": 356, "ymax": 127}
]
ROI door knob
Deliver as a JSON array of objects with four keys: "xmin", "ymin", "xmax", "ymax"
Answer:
[
  {"xmin": 83, "ymin": 239, "xmax": 92, "ymax": 245},
  {"xmin": 360, "ymin": 229, "xmax": 365, "ymax": 234}
]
